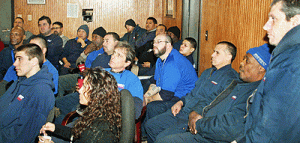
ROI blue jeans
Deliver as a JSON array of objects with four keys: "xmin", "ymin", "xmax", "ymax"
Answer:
[
  {"xmin": 57, "ymin": 74, "xmax": 79, "ymax": 98},
  {"xmin": 156, "ymin": 131, "xmax": 206, "ymax": 143},
  {"xmin": 144, "ymin": 109, "xmax": 189, "ymax": 143},
  {"xmin": 54, "ymin": 92, "xmax": 79, "ymax": 124}
]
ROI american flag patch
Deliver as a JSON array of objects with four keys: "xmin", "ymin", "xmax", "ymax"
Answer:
[
  {"xmin": 231, "ymin": 96, "xmax": 237, "ymax": 100},
  {"xmin": 118, "ymin": 84, "xmax": 125, "ymax": 89},
  {"xmin": 263, "ymin": 77, "xmax": 266, "ymax": 82},
  {"xmin": 211, "ymin": 81, "xmax": 218, "ymax": 85},
  {"xmin": 17, "ymin": 95, "xmax": 24, "ymax": 101}
]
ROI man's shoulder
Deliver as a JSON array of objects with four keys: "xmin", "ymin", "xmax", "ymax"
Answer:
[
  {"xmin": 0, "ymin": 46, "xmax": 12, "ymax": 54},
  {"xmin": 49, "ymin": 34, "xmax": 63, "ymax": 43},
  {"xmin": 44, "ymin": 60, "xmax": 58, "ymax": 74}
]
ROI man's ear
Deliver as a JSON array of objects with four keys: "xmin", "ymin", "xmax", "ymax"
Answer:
[
  {"xmin": 226, "ymin": 54, "xmax": 233, "ymax": 63},
  {"xmin": 42, "ymin": 48, "xmax": 47, "ymax": 55},
  {"xmin": 291, "ymin": 15, "xmax": 300, "ymax": 26},
  {"xmin": 258, "ymin": 65, "xmax": 266, "ymax": 73},
  {"xmin": 124, "ymin": 61, "xmax": 131, "ymax": 68},
  {"xmin": 190, "ymin": 47, "xmax": 195, "ymax": 53},
  {"xmin": 31, "ymin": 57, "xmax": 39, "ymax": 67},
  {"xmin": 166, "ymin": 42, "xmax": 172, "ymax": 50}
]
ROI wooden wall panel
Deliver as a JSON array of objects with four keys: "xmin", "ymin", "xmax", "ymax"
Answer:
[
  {"xmin": 14, "ymin": 0, "xmax": 164, "ymax": 39},
  {"xmin": 162, "ymin": 0, "xmax": 183, "ymax": 34},
  {"xmin": 199, "ymin": 0, "xmax": 272, "ymax": 75}
]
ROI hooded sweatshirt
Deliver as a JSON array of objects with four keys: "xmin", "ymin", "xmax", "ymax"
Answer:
[{"xmin": 0, "ymin": 65, "xmax": 55, "ymax": 143}]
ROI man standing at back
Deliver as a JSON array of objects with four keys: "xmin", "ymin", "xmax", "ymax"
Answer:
[
  {"xmin": 244, "ymin": 0, "xmax": 300, "ymax": 142},
  {"xmin": 0, "ymin": 44, "xmax": 55, "ymax": 142},
  {"xmin": 36, "ymin": 16, "xmax": 63, "ymax": 71}
]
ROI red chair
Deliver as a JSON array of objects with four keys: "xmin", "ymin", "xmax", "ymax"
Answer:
[
  {"xmin": 0, "ymin": 41, "xmax": 4, "ymax": 52},
  {"xmin": 135, "ymin": 106, "xmax": 147, "ymax": 143}
]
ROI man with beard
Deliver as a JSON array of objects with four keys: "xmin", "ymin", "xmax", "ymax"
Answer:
[
  {"xmin": 143, "ymin": 34, "xmax": 198, "ymax": 118},
  {"xmin": 52, "ymin": 21, "xmax": 69, "ymax": 48}
]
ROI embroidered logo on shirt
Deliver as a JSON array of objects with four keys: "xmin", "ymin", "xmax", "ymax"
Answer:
[
  {"xmin": 231, "ymin": 96, "xmax": 237, "ymax": 100},
  {"xmin": 211, "ymin": 81, "xmax": 218, "ymax": 85},
  {"xmin": 47, "ymin": 39, "xmax": 52, "ymax": 43},
  {"xmin": 263, "ymin": 76, "xmax": 266, "ymax": 82},
  {"xmin": 17, "ymin": 95, "xmax": 24, "ymax": 101},
  {"xmin": 118, "ymin": 84, "xmax": 125, "ymax": 89}
]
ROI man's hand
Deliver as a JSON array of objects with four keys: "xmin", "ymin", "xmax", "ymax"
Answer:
[
  {"xmin": 144, "ymin": 84, "xmax": 160, "ymax": 97},
  {"xmin": 142, "ymin": 62, "xmax": 151, "ymax": 68},
  {"xmin": 171, "ymin": 100, "xmax": 183, "ymax": 116},
  {"xmin": 188, "ymin": 111, "xmax": 203, "ymax": 134},
  {"xmin": 84, "ymin": 43, "xmax": 96, "ymax": 55},
  {"xmin": 40, "ymin": 122, "xmax": 55, "ymax": 135},
  {"xmin": 77, "ymin": 38, "xmax": 86, "ymax": 48},
  {"xmin": 64, "ymin": 61, "xmax": 71, "ymax": 68}
]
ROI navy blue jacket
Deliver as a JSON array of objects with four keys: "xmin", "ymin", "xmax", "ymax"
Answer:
[
  {"xmin": 36, "ymin": 34, "xmax": 63, "ymax": 69},
  {"xmin": 120, "ymin": 25, "xmax": 147, "ymax": 49},
  {"xmin": 0, "ymin": 44, "xmax": 14, "ymax": 80},
  {"xmin": 90, "ymin": 52, "xmax": 111, "ymax": 69},
  {"xmin": 181, "ymin": 64, "xmax": 239, "ymax": 115},
  {"xmin": 245, "ymin": 25, "xmax": 300, "ymax": 142},
  {"xmin": 61, "ymin": 38, "xmax": 91, "ymax": 68},
  {"xmin": 193, "ymin": 80, "xmax": 260, "ymax": 142},
  {"xmin": 0, "ymin": 65, "xmax": 55, "ymax": 143},
  {"xmin": 135, "ymin": 30, "xmax": 156, "ymax": 48}
]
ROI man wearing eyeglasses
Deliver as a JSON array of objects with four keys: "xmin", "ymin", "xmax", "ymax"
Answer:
[
  {"xmin": 52, "ymin": 21, "xmax": 69, "ymax": 48},
  {"xmin": 143, "ymin": 34, "xmax": 198, "ymax": 117}
]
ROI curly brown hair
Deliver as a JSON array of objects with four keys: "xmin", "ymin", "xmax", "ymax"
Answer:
[{"xmin": 72, "ymin": 68, "xmax": 122, "ymax": 140}]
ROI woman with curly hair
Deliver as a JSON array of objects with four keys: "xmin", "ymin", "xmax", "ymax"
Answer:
[{"xmin": 39, "ymin": 68, "xmax": 122, "ymax": 143}]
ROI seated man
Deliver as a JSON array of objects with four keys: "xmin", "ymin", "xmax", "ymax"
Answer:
[
  {"xmin": 136, "ymin": 24, "xmax": 167, "ymax": 76},
  {"xmin": 0, "ymin": 43, "xmax": 55, "ymax": 142},
  {"xmin": 0, "ymin": 26, "xmax": 25, "ymax": 81},
  {"xmin": 57, "ymin": 32, "xmax": 118, "ymax": 97},
  {"xmin": 52, "ymin": 21, "xmax": 69, "ymax": 48},
  {"xmin": 76, "ymin": 27, "xmax": 106, "ymax": 65},
  {"xmin": 0, "ymin": 17, "xmax": 33, "ymax": 45},
  {"xmin": 146, "ymin": 44, "xmax": 271, "ymax": 143},
  {"xmin": 144, "ymin": 41, "xmax": 239, "ymax": 142},
  {"xmin": 167, "ymin": 26, "xmax": 183, "ymax": 51},
  {"xmin": 179, "ymin": 37, "xmax": 197, "ymax": 66},
  {"xmin": 245, "ymin": 1, "xmax": 300, "ymax": 142},
  {"xmin": 120, "ymin": 19, "xmax": 146, "ymax": 49},
  {"xmin": 35, "ymin": 16, "xmax": 63, "ymax": 70},
  {"xmin": 143, "ymin": 34, "xmax": 199, "ymax": 120},
  {"xmin": 135, "ymin": 17, "xmax": 157, "ymax": 49},
  {"xmin": 61, "ymin": 24, "xmax": 91, "ymax": 75},
  {"xmin": 54, "ymin": 41, "xmax": 143, "ymax": 124},
  {"xmin": 1, "ymin": 36, "xmax": 59, "ymax": 95}
]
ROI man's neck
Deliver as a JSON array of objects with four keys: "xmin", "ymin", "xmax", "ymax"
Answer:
[
  {"xmin": 26, "ymin": 66, "xmax": 40, "ymax": 78},
  {"xmin": 111, "ymin": 68, "xmax": 125, "ymax": 73},
  {"xmin": 215, "ymin": 63, "xmax": 230, "ymax": 70},
  {"xmin": 160, "ymin": 51, "xmax": 171, "ymax": 61},
  {"xmin": 14, "ymin": 42, "xmax": 23, "ymax": 49}
]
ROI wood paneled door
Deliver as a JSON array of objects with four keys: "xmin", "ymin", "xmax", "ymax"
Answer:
[{"xmin": 198, "ymin": 0, "xmax": 272, "ymax": 75}]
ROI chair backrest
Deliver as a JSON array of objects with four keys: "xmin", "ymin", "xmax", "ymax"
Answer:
[{"xmin": 120, "ymin": 89, "xmax": 135, "ymax": 143}]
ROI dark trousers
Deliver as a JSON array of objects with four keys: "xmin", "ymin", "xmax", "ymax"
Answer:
[{"xmin": 144, "ymin": 109, "xmax": 190, "ymax": 143}]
